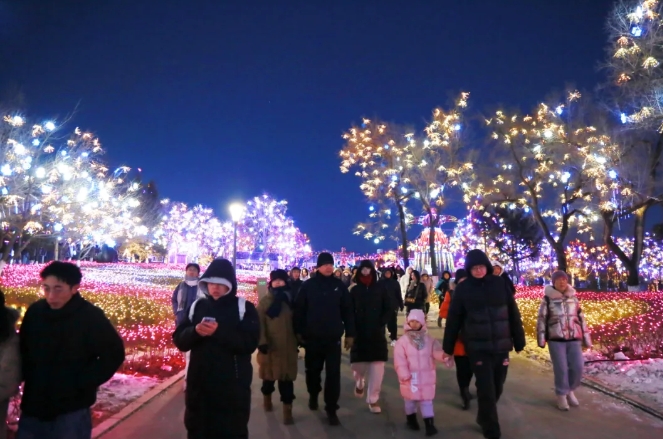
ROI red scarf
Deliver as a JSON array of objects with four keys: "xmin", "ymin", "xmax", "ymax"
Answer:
[{"xmin": 359, "ymin": 274, "xmax": 373, "ymax": 286}]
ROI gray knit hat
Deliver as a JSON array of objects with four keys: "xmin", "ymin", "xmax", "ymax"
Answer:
[{"xmin": 551, "ymin": 270, "xmax": 569, "ymax": 284}]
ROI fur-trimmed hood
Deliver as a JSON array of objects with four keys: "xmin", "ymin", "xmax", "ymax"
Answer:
[{"xmin": 544, "ymin": 285, "xmax": 576, "ymax": 299}]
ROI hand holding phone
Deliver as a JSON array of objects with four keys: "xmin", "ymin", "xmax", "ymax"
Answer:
[
  {"xmin": 201, "ymin": 317, "xmax": 216, "ymax": 323},
  {"xmin": 196, "ymin": 317, "xmax": 218, "ymax": 336}
]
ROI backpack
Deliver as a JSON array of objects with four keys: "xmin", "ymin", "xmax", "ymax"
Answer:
[{"xmin": 188, "ymin": 296, "xmax": 247, "ymax": 322}]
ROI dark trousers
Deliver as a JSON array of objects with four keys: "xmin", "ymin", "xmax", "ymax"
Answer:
[
  {"xmin": 261, "ymin": 380, "xmax": 295, "ymax": 404},
  {"xmin": 469, "ymin": 352, "xmax": 509, "ymax": 438},
  {"xmin": 305, "ymin": 339, "xmax": 342, "ymax": 412},
  {"xmin": 387, "ymin": 310, "xmax": 399, "ymax": 340},
  {"xmin": 16, "ymin": 408, "xmax": 91, "ymax": 439},
  {"xmin": 454, "ymin": 355, "xmax": 474, "ymax": 389},
  {"xmin": 424, "ymin": 303, "xmax": 430, "ymax": 316}
]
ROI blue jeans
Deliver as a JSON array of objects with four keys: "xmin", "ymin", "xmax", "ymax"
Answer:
[{"xmin": 16, "ymin": 408, "xmax": 92, "ymax": 439}]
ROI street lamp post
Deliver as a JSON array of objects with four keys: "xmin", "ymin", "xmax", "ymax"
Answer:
[{"xmin": 229, "ymin": 203, "xmax": 244, "ymax": 268}]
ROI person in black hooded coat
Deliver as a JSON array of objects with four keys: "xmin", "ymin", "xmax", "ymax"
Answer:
[
  {"xmin": 349, "ymin": 260, "xmax": 392, "ymax": 413},
  {"xmin": 173, "ymin": 259, "xmax": 260, "ymax": 439},
  {"xmin": 442, "ymin": 249, "xmax": 525, "ymax": 439}
]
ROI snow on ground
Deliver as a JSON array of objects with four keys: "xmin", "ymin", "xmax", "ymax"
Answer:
[
  {"xmin": 523, "ymin": 341, "xmax": 663, "ymax": 414},
  {"xmin": 92, "ymin": 373, "xmax": 163, "ymax": 422},
  {"xmin": 584, "ymin": 355, "xmax": 663, "ymax": 413}
]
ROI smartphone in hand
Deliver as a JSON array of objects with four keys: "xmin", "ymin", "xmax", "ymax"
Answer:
[{"xmin": 201, "ymin": 317, "xmax": 216, "ymax": 323}]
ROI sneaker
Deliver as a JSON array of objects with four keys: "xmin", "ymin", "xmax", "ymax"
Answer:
[
  {"xmin": 567, "ymin": 391, "xmax": 580, "ymax": 407},
  {"xmin": 557, "ymin": 394, "xmax": 570, "ymax": 411},
  {"xmin": 390, "ymin": 340, "xmax": 397, "ymax": 347},
  {"xmin": 368, "ymin": 403, "xmax": 381, "ymax": 414}
]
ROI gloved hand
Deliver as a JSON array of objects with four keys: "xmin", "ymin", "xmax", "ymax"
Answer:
[
  {"xmin": 258, "ymin": 344, "xmax": 269, "ymax": 355},
  {"xmin": 344, "ymin": 337, "xmax": 354, "ymax": 351}
]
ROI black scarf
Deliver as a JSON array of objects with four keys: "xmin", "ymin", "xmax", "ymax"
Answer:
[{"xmin": 266, "ymin": 287, "xmax": 292, "ymax": 319}]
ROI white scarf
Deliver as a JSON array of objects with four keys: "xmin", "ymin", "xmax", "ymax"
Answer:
[{"xmin": 176, "ymin": 278, "xmax": 198, "ymax": 312}]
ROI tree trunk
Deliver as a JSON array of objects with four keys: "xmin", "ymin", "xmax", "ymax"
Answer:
[
  {"xmin": 427, "ymin": 209, "xmax": 439, "ymax": 276},
  {"xmin": 553, "ymin": 241, "xmax": 567, "ymax": 273},
  {"xmin": 397, "ymin": 201, "xmax": 409, "ymax": 269},
  {"xmin": 1, "ymin": 233, "xmax": 18, "ymax": 263},
  {"xmin": 603, "ymin": 206, "xmax": 649, "ymax": 289}
]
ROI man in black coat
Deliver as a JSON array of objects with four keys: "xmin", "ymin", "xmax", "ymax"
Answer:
[
  {"xmin": 294, "ymin": 252, "xmax": 355, "ymax": 426},
  {"xmin": 18, "ymin": 262, "xmax": 125, "ymax": 439},
  {"xmin": 378, "ymin": 268, "xmax": 403, "ymax": 344},
  {"xmin": 349, "ymin": 260, "xmax": 392, "ymax": 414},
  {"xmin": 442, "ymin": 249, "xmax": 526, "ymax": 439},
  {"xmin": 174, "ymin": 259, "xmax": 260, "ymax": 439}
]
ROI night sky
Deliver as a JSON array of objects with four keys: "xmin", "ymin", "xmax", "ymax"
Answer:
[{"xmin": 0, "ymin": 0, "xmax": 632, "ymax": 252}]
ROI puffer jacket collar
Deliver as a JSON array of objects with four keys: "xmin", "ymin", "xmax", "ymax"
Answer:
[{"xmin": 544, "ymin": 285, "xmax": 576, "ymax": 300}]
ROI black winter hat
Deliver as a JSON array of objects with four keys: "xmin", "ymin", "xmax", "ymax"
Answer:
[
  {"xmin": 317, "ymin": 252, "xmax": 334, "ymax": 267},
  {"xmin": 464, "ymin": 249, "xmax": 494, "ymax": 276},
  {"xmin": 199, "ymin": 258, "xmax": 237, "ymax": 296},
  {"xmin": 269, "ymin": 269, "xmax": 290, "ymax": 287},
  {"xmin": 454, "ymin": 269, "xmax": 468, "ymax": 283}
]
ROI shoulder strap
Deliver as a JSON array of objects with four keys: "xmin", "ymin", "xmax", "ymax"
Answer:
[
  {"xmin": 238, "ymin": 297, "xmax": 246, "ymax": 321},
  {"xmin": 188, "ymin": 297, "xmax": 204, "ymax": 321}
]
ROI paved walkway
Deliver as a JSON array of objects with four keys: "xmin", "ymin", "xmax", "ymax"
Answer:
[{"xmin": 100, "ymin": 323, "xmax": 663, "ymax": 439}]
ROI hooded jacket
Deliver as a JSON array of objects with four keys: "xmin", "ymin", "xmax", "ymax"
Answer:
[
  {"xmin": 492, "ymin": 261, "xmax": 516, "ymax": 295},
  {"xmin": 378, "ymin": 269, "xmax": 403, "ymax": 311},
  {"xmin": 349, "ymin": 260, "xmax": 392, "ymax": 363},
  {"xmin": 393, "ymin": 310, "xmax": 445, "ymax": 401},
  {"xmin": 173, "ymin": 259, "xmax": 260, "ymax": 439},
  {"xmin": 536, "ymin": 285, "xmax": 592, "ymax": 348},
  {"xmin": 442, "ymin": 250, "xmax": 526, "ymax": 356}
]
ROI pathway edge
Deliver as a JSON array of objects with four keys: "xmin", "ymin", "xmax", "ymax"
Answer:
[
  {"xmin": 580, "ymin": 375, "xmax": 663, "ymax": 421},
  {"xmin": 92, "ymin": 370, "xmax": 185, "ymax": 438}
]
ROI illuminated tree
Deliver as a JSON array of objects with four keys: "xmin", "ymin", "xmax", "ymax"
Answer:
[
  {"xmin": 0, "ymin": 113, "xmax": 142, "ymax": 266},
  {"xmin": 473, "ymin": 205, "xmax": 543, "ymax": 278},
  {"xmin": 595, "ymin": 0, "xmax": 663, "ymax": 288},
  {"xmin": 405, "ymin": 92, "xmax": 475, "ymax": 276},
  {"xmin": 340, "ymin": 120, "xmax": 414, "ymax": 267},
  {"xmin": 473, "ymin": 92, "xmax": 599, "ymax": 272}
]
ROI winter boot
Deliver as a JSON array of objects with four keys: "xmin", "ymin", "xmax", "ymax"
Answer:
[
  {"xmin": 283, "ymin": 404, "xmax": 294, "ymax": 425},
  {"xmin": 567, "ymin": 391, "xmax": 580, "ymax": 407},
  {"xmin": 406, "ymin": 413, "xmax": 420, "ymax": 431},
  {"xmin": 557, "ymin": 394, "xmax": 570, "ymax": 411},
  {"xmin": 308, "ymin": 394, "xmax": 319, "ymax": 411},
  {"xmin": 326, "ymin": 410, "xmax": 340, "ymax": 426},
  {"xmin": 423, "ymin": 418, "xmax": 438, "ymax": 436},
  {"xmin": 263, "ymin": 394, "xmax": 273, "ymax": 412},
  {"xmin": 460, "ymin": 387, "xmax": 471, "ymax": 410}
]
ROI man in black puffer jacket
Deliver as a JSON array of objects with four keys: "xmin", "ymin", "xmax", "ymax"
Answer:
[
  {"xmin": 294, "ymin": 252, "xmax": 355, "ymax": 426},
  {"xmin": 174, "ymin": 258, "xmax": 260, "ymax": 439},
  {"xmin": 442, "ymin": 249, "xmax": 525, "ymax": 439},
  {"xmin": 377, "ymin": 268, "xmax": 403, "ymax": 344}
]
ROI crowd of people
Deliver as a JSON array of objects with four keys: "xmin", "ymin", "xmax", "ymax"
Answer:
[{"xmin": 0, "ymin": 249, "xmax": 594, "ymax": 439}]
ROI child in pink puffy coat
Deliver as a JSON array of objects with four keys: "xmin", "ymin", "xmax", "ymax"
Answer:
[{"xmin": 394, "ymin": 309, "xmax": 447, "ymax": 436}]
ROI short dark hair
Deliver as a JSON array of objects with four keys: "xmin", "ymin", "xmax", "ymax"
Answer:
[
  {"xmin": 291, "ymin": 266, "xmax": 301, "ymax": 272},
  {"xmin": 40, "ymin": 261, "xmax": 83, "ymax": 287},
  {"xmin": 185, "ymin": 263, "xmax": 201, "ymax": 274}
]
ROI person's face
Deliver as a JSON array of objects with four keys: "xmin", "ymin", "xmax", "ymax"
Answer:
[
  {"xmin": 41, "ymin": 276, "xmax": 78, "ymax": 310},
  {"xmin": 554, "ymin": 277, "xmax": 568, "ymax": 292},
  {"xmin": 443, "ymin": 273, "xmax": 450, "ymax": 280},
  {"xmin": 493, "ymin": 266, "xmax": 503, "ymax": 276},
  {"xmin": 291, "ymin": 269, "xmax": 300, "ymax": 280},
  {"xmin": 271, "ymin": 279, "xmax": 286, "ymax": 288},
  {"xmin": 408, "ymin": 320, "xmax": 422, "ymax": 331},
  {"xmin": 384, "ymin": 270, "xmax": 392, "ymax": 279},
  {"xmin": 208, "ymin": 283, "xmax": 230, "ymax": 300},
  {"xmin": 186, "ymin": 266, "xmax": 199, "ymax": 278},
  {"xmin": 318, "ymin": 264, "xmax": 334, "ymax": 276},
  {"xmin": 334, "ymin": 270, "xmax": 342, "ymax": 278},
  {"xmin": 422, "ymin": 274, "xmax": 429, "ymax": 281},
  {"xmin": 302, "ymin": 269, "xmax": 308, "ymax": 277},
  {"xmin": 470, "ymin": 265, "xmax": 487, "ymax": 279}
]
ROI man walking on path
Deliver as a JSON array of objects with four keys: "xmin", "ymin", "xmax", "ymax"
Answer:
[
  {"xmin": 171, "ymin": 263, "xmax": 200, "ymax": 390},
  {"xmin": 443, "ymin": 249, "xmax": 526, "ymax": 439},
  {"xmin": 18, "ymin": 262, "xmax": 125, "ymax": 439},
  {"xmin": 294, "ymin": 252, "xmax": 356, "ymax": 426},
  {"xmin": 173, "ymin": 258, "xmax": 260, "ymax": 439},
  {"xmin": 378, "ymin": 267, "xmax": 403, "ymax": 345}
]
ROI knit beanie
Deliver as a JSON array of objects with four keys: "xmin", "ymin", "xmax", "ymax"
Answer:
[
  {"xmin": 317, "ymin": 252, "xmax": 334, "ymax": 267},
  {"xmin": 269, "ymin": 269, "xmax": 290, "ymax": 288},
  {"xmin": 551, "ymin": 270, "xmax": 569, "ymax": 284}
]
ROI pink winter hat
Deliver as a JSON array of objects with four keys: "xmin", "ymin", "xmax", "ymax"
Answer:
[{"xmin": 405, "ymin": 309, "xmax": 426, "ymax": 329}]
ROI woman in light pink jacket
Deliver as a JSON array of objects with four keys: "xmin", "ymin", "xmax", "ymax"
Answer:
[{"xmin": 393, "ymin": 309, "xmax": 447, "ymax": 436}]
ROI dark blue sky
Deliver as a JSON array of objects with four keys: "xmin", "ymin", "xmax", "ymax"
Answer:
[{"xmin": 1, "ymin": 0, "xmax": 633, "ymax": 252}]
